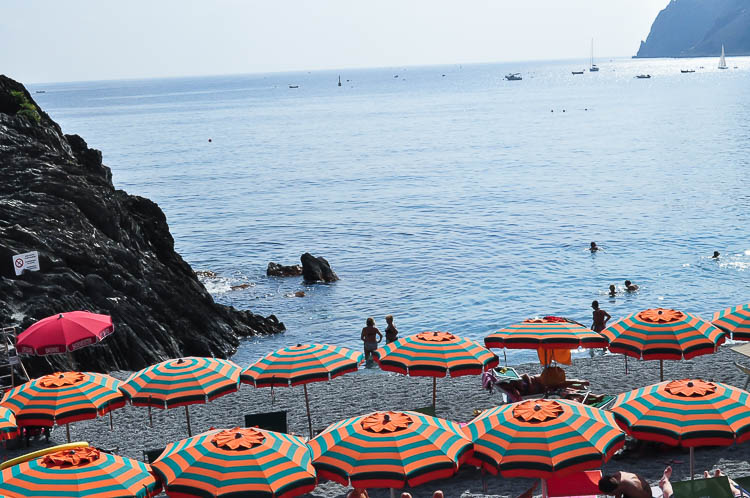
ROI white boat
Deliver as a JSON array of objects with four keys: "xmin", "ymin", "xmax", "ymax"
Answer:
[
  {"xmin": 505, "ymin": 73, "xmax": 522, "ymax": 81},
  {"xmin": 589, "ymin": 39, "xmax": 599, "ymax": 72},
  {"xmin": 718, "ymin": 44, "xmax": 728, "ymax": 69}
]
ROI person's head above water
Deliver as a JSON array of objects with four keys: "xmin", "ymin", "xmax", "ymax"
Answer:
[
  {"xmin": 713, "ymin": 251, "xmax": 720, "ymax": 258},
  {"xmin": 624, "ymin": 280, "xmax": 632, "ymax": 286},
  {"xmin": 590, "ymin": 242, "xmax": 598, "ymax": 251},
  {"xmin": 592, "ymin": 300, "xmax": 600, "ymax": 310},
  {"xmin": 385, "ymin": 314, "xmax": 393, "ymax": 324},
  {"xmin": 366, "ymin": 317, "xmax": 375, "ymax": 327},
  {"xmin": 609, "ymin": 284, "xmax": 616, "ymax": 293}
]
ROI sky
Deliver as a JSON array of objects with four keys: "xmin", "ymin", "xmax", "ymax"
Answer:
[{"xmin": 1, "ymin": 0, "xmax": 670, "ymax": 84}]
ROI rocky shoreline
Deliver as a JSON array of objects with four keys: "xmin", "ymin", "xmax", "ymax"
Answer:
[{"xmin": 0, "ymin": 75, "xmax": 284, "ymax": 376}]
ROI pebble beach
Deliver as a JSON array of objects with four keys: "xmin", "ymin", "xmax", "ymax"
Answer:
[{"xmin": 4, "ymin": 345, "xmax": 749, "ymax": 497}]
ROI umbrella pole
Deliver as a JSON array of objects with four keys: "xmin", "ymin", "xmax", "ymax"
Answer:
[
  {"xmin": 690, "ymin": 447, "xmax": 694, "ymax": 480},
  {"xmin": 303, "ymin": 384, "xmax": 313, "ymax": 438},
  {"xmin": 109, "ymin": 409, "xmax": 113, "ymax": 430},
  {"xmin": 185, "ymin": 405, "xmax": 192, "ymax": 437},
  {"xmin": 660, "ymin": 360, "xmax": 664, "ymax": 382},
  {"xmin": 390, "ymin": 489, "xmax": 396, "ymax": 498},
  {"xmin": 65, "ymin": 423, "xmax": 71, "ymax": 443},
  {"xmin": 625, "ymin": 356, "xmax": 628, "ymax": 375},
  {"xmin": 542, "ymin": 478, "xmax": 548, "ymax": 498},
  {"xmin": 432, "ymin": 377, "xmax": 437, "ymax": 412},
  {"xmin": 481, "ymin": 468, "xmax": 488, "ymax": 493},
  {"xmin": 148, "ymin": 395, "xmax": 153, "ymax": 428}
]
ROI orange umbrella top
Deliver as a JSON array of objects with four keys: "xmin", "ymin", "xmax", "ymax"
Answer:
[
  {"xmin": 602, "ymin": 308, "xmax": 725, "ymax": 360},
  {"xmin": 485, "ymin": 317, "xmax": 607, "ymax": 350},
  {"xmin": 713, "ymin": 303, "xmax": 750, "ymax": 340}
]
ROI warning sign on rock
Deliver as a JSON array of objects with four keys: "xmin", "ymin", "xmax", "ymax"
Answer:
[{"xmin": 12, "ymin": 251, "xmax": 40, "ymax": 276}]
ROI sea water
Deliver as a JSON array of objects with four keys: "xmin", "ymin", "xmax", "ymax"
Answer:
[{"xmin": 29, "ymin": 57, "xmax": 750, "ymax": 366}]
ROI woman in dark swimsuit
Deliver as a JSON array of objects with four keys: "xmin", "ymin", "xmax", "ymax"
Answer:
[
  {"xmin": 384, "ymin": 315, "xmax": 398, "ymax": 344},
  {"xmin": 361, "ymin": 317, "xmax": 382, "ymax": 361}
]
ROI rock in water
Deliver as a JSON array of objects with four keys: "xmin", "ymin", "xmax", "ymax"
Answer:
[
  {"xmin": 266, "ymin": 262, "xmax": 303, "ymax": 277},
  {"xmin": 0, "ymin": 75, "xmax": 284, "ymax": 376},
  {"xmin": 300, "ymin": 253, "xmax": 339, "ymax": 283}
]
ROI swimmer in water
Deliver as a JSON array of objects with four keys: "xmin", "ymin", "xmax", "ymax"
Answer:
[
  {"xmin": 624, "ymin": 280, "xmax": 639, "ymax": 292},
  {"xmin": 713, "ymin": 251, "xmax": 720, "ymax": 259},
  {"xmin": 590, "ymin": 242, "xmax": 599, "ymax": 252},
  {"xmin": 608, "ymin": 284, "xmax": 617, "ymax": 297}
]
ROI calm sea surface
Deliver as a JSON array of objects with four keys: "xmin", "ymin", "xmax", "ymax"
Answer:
[{"xmin": 29, "ymin": 57, "xmax": 750, "ymax": 366}]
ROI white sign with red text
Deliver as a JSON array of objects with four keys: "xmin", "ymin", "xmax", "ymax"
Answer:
[{"xmin": 12, "ymin": 251, "xmax": 40, "ymax": 276}]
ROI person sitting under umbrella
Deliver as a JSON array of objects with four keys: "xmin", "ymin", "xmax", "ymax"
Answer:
[{"xmin": 598, "ymin": 470, "xmax": 651, "ymax": 497}]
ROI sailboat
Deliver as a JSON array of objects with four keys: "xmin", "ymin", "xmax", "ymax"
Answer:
[
  {"xmin": 718, "ymin": 45, "xmax": 728, "ymax": 69},
  {"xmin": 338, "ymin": 75, "xmax": 342, "ymax": 86},
  {"xmin": 589, "ymin": 39, "xmax": 599, "ymax": 72}
]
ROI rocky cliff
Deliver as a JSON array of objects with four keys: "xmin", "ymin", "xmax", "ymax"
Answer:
[
  {"xmin": 636, "ymin": 0, "xmax": 750, "ymax": 58},
  {"xmin": 0, "ymin": 75, "xmax": 284, "ymax": 376}
]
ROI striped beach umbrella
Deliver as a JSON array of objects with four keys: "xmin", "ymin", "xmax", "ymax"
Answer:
[
  {"xmin": 120, "ymin": 357, "xmax": 241, "ymax": 437},
  {"xmin": 17, "ymin": 311, "xmax": 114, "ymax": 355},
  {"xmin": 0, "ymin": 371, "xmax": 125, "ymax": 442},
  {"xmin": 242, "ymin": 344, "xmax": 363, "ymax": 437},
  {"xmin": 611, "ymin": 379, "xmax": 750, "ymax": 478},
  {"xmin": 602, "ymin": 308, "xmax": 725, "ymax": 380},
  {"xmin": 151, "ymin": 427, "xmax": 316, "ymax": 497},
  {"xmin": 374, "ymin": 331, "xmax": 498, "ymax": 411},
  {"xmin": 0, "ymin": 446, "xmax": 159, "ymax": 497},
  {"xmin": 0, "ymin": 407, "xmax": 17, "ymax": 441},
  {"xmin": 713, "ymin": 303, "xmax": 750, "ymax": 341},
  {"xmin": 464, "ymin": 399, "xmax": 624, "ymax": 481},
  {"xmin": 309, "ymin": 410, "xmax": 472, "ymax": 489},
  {"xmin": 485, "ymin": 318, "xmax": 607, "ymax": 351}
]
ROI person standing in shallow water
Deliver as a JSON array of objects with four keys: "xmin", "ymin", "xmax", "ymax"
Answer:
[
  {"xmin": 591, "ymin": 300, "xmax": 611, "ymax": 333},
  {"xmin": 361, "ymin": 317, "xmax": 382, "ymax": 361},
  {"xmin": 385, "ymin": 315, "xmax": 398, "ymax": 344}
]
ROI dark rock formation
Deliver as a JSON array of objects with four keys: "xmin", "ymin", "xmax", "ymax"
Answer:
[
  {"xmin": 301, "ymin": 253, "xmax": 339, "ymax": 283},
  {"xmin": 266, "ymin": 262, "xmax": 302, "ymax": 277},
  {"xmin": 636, "ymin": 0, "xmax": 750, "ymax": 58},
  {"xmin": 0, "ymin": 75, "xmax": 284, "ymax": 377}
]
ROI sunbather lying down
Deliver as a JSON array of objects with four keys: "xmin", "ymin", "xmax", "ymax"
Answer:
[
  {"xmin": 492, "ymin": 373, "xmax": 593, "ymax": 402},
  {"xmin": 659, "ymin": 466, "xmax": 745, "ymax": 498}
]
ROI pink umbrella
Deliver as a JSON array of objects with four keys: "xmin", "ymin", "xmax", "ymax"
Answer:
[{"xmin": 17, "ymin": 311, "xmax": 114, "ymax": 355}]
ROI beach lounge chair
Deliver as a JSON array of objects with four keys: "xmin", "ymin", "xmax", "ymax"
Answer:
[
  {"xmin": 143, "ymin": 447, "xmax": 165, "ymax": 463},
  {"xmin": 669, "ymin": 475, "xmax": 734, "ymax": 497},
  {"xmin": 545, "ymin": 470, "xmax": 601, "ymax": 498},
  {"xmin": 244, "ymin": 410, "xmax": 288, "ymax": 433},
  {"xmin": 732, "ymin": 476, "xmax": 750, "ymax": 497},
  {"xmin": 412, "ymin": 405, "xmax": 436, "ymax": 417},
  {"xmin": 734, "ymin": 362, "xmax": 750, "ymax": 389}
]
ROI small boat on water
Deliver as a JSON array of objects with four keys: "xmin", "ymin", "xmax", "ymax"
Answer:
[
  {"xmin": 288, "ymin": 85, "xmax": 299, "ymax": 89},
  {"xmin": 572, "ymin": 71, "xmax": 584, "ymax": 75},
  {"xmin": 589, "ymin": 39, "xmax": 599, "ymax": 72},
  {"xmin": 680, "ymin": 69, "xmax": 695, "ymax": 73},
  {"xmin": 338, "ymin": 75, "xmax": 341, "ymax": 87},
  {"xmin": 718, "ymin": 44, "xmax": 728, "ymax": 69},
  {"xmin": 505, "ymin": 73, "xmax": 522, "ymax": 81},
  {"xmin": 35, "ymin": 90, "xmax": 46, "ymax": 94},
  {"xmin": 635, "ymin": 74, "xmax": 651, "ymax": 79}
]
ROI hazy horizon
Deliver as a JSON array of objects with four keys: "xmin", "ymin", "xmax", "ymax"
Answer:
[{"xmin": 2, "ymin": 0, "xmax": 670, "ymax": 84}]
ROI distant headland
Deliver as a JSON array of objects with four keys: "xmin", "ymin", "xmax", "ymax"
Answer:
[{"xmin": 635, "ymin": 0, "xmax": 750, "ymax": 58}]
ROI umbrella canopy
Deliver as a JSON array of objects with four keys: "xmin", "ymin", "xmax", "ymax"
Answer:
[
  {"xmin": 374, "ymin": 331, "xmax": 498, "ymax": 411},
  {"xmin": 0, "ymin": 407, "xmax": 17, "ymax": 441},
  {"xmin": 120, "ymin": 357, "xmax": 241, "ymax": 437},
  {"xmin": 713, "ymin": 303, "xmax": 750, "ymax": 341},
  {"xmin": 485, "ymin": 318, "xmax": 607, "ymax": 350},
  {"xmin": 602, "ymin": 308, "xmax": 725, "ymax": 360},
  {"xmin": 0, "ymin": 446, "xmax": 159, "ymax": 497},
  {"xmin": 309, "ymin": 410, "xmax": 472, "ymax": 489},
  {"xmin": 464, "ymin": 399, "xmax": 625, "ymax": 478},
  {"xmin": 374, "ymin": 331, "xmax": 498, "ymax": 377},
  {"xmin": 241, "ymin": 344, "xmax": 363, "ymax": 438},
  {"xmin": 241, "ymin": 343, "xmax": 362, "ymax": 387},
  {"xmin": 16, "ymin": 311, "xmax": 114, "ymax": 355},
  {"xmin": 0, "ymin": 371, "xmax": 124, "ymax": 428},
  {"xmin": 151, "ymin": 427, "xmax": 316, "ymax": 498},
  {"xmin": 120, "ymin": 357, "xmax": 241, "ymax": 408},
  {"xmin": 610, "ymin": 379, "xmax": 750, "ymax": 447}
]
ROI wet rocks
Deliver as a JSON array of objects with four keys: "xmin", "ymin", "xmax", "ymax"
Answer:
[
  {"xmin": 266, "ymin": 262, "xmax": 303, "ymax": 277},
  {"xmin": 301, "ymin": 253, "xmax": 339, "ymax": 283}
]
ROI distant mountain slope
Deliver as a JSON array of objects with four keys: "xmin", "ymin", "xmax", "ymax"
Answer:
[{"xmin": 636, "ymin": 0, "xmax": 750, "ymax": 58}]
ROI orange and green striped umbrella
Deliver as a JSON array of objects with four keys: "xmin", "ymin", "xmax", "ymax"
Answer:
[
  {"xmin": 151, "ymin": 427, "xmax": 315, "ymax": 498},
  {"xmin": 0, "ymin": 407, "xmax": 17, "ymax": 441},
  {"xmin": 464, "ymin": 399, "xmax": 624, "ymax": 479},
  {"xmin": 0, "ymin": 372, "xmax": 124, "ymax": 433},
  {"xmin": 120, "ymin": 357, "xmax": 241, "ymax": 437},
  {"xmin": 0, "ymin": 446, "xmax": 159, "ymax": 497},
  {"xmin": 611, "ymin": 379, "xmax": 750, "ymax": 477},
  {"xmin": 602, "ymin": 308, "xmax": 725, "ymax": 380},
  {"xmin": 309, "ymin": 410, "xmax": 472, "ymax": 489},
  {"xmin": 241, "ymin": 344, "xmax": 362, "ymax": 387},
  {"xmin": 374, "ymin": 331, "xmax": 498, "ymax": 411},
  {"xmin": 713, "ymin": 303, "xmax": 750, "ymax": 341},
  {"xmin": 485, "ymin": 318, "xmax": 607, "ymax": 350},
  {"xmin": 241, "ymin": 344, "xmax": 363, "ymax": 438}
]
